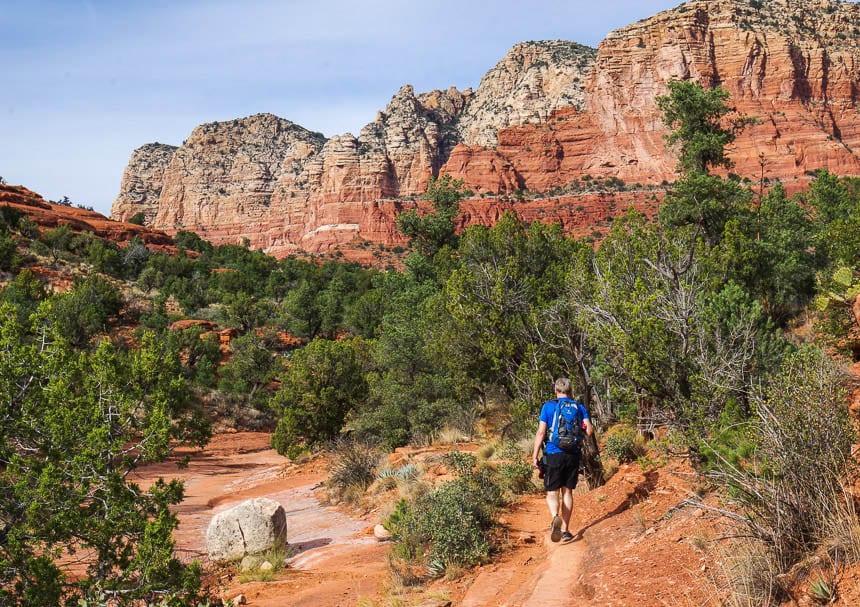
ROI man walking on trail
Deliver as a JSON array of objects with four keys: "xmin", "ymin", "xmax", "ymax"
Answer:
[{"xmin": 531, "ymin": 377, "xmax": 593, "ymax": 543}]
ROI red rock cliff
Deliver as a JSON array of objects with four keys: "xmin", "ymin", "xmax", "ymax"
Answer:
[{"xmin": 111, "ymin": 0, "xmax": 860, "ymax": 259}]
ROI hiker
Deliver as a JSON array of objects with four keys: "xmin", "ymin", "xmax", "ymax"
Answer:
[{"xmin": 531, "ymin": 377, "xmax": 593, "ymax": 543}]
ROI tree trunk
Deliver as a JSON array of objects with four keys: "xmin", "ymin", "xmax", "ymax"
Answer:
[{"xmin": 581, "ymin": 431, "xmax": 605, "ymax": 489}]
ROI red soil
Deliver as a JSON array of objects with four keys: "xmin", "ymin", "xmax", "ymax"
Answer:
[{"xmin": 132, "ymin": 434, "xmax": 795, "ymax": 607}]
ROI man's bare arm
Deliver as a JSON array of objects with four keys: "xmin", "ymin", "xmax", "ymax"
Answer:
[{"xmin": 532, "ymin": 421, "xmax": 547, "ymax": 466}]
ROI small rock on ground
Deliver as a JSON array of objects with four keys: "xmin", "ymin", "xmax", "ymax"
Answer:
[{"xmin": 374, "ymin": 524, "xmax": 392, "ymax": 541}]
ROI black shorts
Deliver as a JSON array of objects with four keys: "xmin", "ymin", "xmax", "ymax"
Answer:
[{"xmin": 543, "ymin": 451, "xmax": 581, "ymax": 491}]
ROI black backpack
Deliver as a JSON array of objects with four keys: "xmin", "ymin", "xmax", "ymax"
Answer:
[{"xmin": 547, "ymin": 398, "xmax": 585, "ymax": 452}]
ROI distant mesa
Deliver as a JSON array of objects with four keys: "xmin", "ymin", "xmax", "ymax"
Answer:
[{"xmin": 110, "ymin": 0, "xmax": 860, "ymax": 260}]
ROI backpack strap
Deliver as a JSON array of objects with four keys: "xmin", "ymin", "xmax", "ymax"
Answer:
[{"xmin": 545, "ymin": 398, "xmax": 559, "ymax": 444}]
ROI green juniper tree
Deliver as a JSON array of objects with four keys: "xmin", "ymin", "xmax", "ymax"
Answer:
[
  {"xmin": 656, "ymin": 80, "xmax": 753, "ymax": 247},
  {"xmin": 270, "ymin": 336, "xmax": 369, "ymax": 458},
  {"xmin": 396, "ymin": 174, "xmax": 472, "ymax": 258},
  {"xmin": 0, "ymin": 305, "xmax": 211, "ymax": 606}
]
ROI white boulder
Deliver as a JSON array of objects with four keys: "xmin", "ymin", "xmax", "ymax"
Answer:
[{"xmin": 205, "ymin": 498, "xmax": 287, "ymax": 562}]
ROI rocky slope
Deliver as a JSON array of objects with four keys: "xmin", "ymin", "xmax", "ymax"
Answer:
[
  {"xmin": 2, "ymin": 184, "xmax": 173, "ymax": 249},
  {"xmin": 112, "ymin": 0, "xmax": 860, "ymax": 258}
]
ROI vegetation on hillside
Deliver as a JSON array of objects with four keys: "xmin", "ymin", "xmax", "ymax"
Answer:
[{"xmin": 1, "ymin": 79, "xmax": 859, "ymax": 603}]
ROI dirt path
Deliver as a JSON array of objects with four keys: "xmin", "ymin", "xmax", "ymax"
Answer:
[
  {"xmin": 459, "ymin": 494, "xmax": 589, "ymax": 607},
  {"xmin": 136, "ymin": 434, "xmax": 717, "ymax": 606},
  {"xmin": 133, "ymin": 432, "xmax": 389, "ymax": 605},
  {"xmin": 458, "ymin": 464, "xmax": 712, "ymax": 607}
]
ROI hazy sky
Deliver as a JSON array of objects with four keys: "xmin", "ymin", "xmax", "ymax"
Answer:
[{"xmin": 2, "ymin": 0, "xmax": 685, "ymax": 215}]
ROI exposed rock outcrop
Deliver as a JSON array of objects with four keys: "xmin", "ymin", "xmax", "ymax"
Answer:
[
  {"xmin": 0, "ymin": 184, "xmax": 174, "ymax": 249},
  {"xmin": 578, "ymin": 0, "xmax": 860, "ymax": 182},
  {"xmin": 457, "ymin": 40, "xmax": 596, "ymax": 147},
  {"xmin": 446, "ymin": 0, "xmax": 860, "ymax": 193},
  {"xmin": 111, "ymin": 0, "xmax": 860, "ymax": 260},
  {"xmin": 112, "ymin": 143, "xmax": 177, "ymax": 224},
  {"xmin": 153, "ymin": 113, "xmax": 326, "ymax": 235}
]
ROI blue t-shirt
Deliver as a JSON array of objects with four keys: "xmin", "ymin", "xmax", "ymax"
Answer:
[{"xmin": 540, "ymin": 397, "xmax": 589, "ymax": 455}]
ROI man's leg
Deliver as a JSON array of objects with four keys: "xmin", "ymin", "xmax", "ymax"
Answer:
[
  {"xmin": 546, "ymin": 489, "xmax": 563, "ymax": 542},
  {"xmin": 560, "ymin": 487, "xmax": 574, "ymax": 531},
  {"xmin": 545, "ymin": 489, "xmax": 560, "ymax": 518}
]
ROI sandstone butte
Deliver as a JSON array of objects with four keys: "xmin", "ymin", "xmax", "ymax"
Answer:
[{"xmin": 110, "ymin": 0, "xmax": 860, "ymax": 261}]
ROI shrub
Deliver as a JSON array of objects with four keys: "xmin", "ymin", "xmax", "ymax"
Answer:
[
  {"xmin": 709, "ymin": 348, "xmax": 858, "ymax": 601},
  {"xmin": 377, "ymin": 463, "xmax": 420, "ymax": 483},
  {"xmin": 699, "ymin": 399, "xmax": 757, "ymax": 470},
  {"xmin": 271, "ymin": 336, "xmax": 369, "ymax": 459},
  {"xmin": 327, "ymin": 438, "xmax": 382, "ymax": 504},
  {"xmin": 494, "ymin": 441, "xmax": 538, "ymax": 495},
  {"xmin": 442, "ymin": 450, "xmax": 477, "ymax": 476},
  {"xmin": 40, "ymin": 223, "xmax": 74, "ymax": 262},
  {"xmin": 602, "ymin": 424, "xmax": 646, "ymax": 463},
  {"xmin": 128, "ymin": 212, "xmax": 146, "ymax": 225},
  {"xmin": 16, "ymin": 216, "xmax": 39, "ymax": 239},
  {"xmin": 0, "ymin": 204, "xmax": 22, "ymax": 229},
  {"xmin": 387, "ymin": 462, "xmax": 505, "ymax": 578},
  {"xmin": 0, "ymin": 229, "xmax": 19, "ymax": 271},
  {"xmin": 37, "ymin": 275, "xmax": 123, "ymax": 346},
  {"xmin": 0, "ymin": 269, "xmax": 47, "ymax": 324}
]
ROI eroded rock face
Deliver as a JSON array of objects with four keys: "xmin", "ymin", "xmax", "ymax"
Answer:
[
  {"xmin": 580, "ymin": 0, "xmax": 860, "ymax": 182},
  {"xmin": 111, "ymin": 0, "xmax": 860, "ymax": 260},
  {"xmin": 152, "ymin": 113, "xmax": 326, "ymax": 238},
  {"xmin": 458, "ymin": 40, "xmax": 597, "ymax": 148},
  {"xmin": 112, "ymin": 143, "xmax": 177, "ymax": 224},
  {"xmin": 447, "ymin": 0, "xmax": 860, "ymax": 194},
  {"xmin": 0, "ymin": 184, "xmax": 174, "ymax": 249},
  {"xmin": 205, "ymin": 498, "xmax": 287, "ymax": 563}
]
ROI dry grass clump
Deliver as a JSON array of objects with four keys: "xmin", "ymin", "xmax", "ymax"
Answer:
[
  {"xmin": 601, "ymin": 459, "xmax": 620, "ymax": 480},
  {"xmin": 236, "ymin": 545, "xmax": 289, "ymax": 583},
  {"xmin": 433, "ymin": 426, "xmax": 472, "ymax": 446},
  {"xmin": 713, "ymin": 539, "xmax": 787, "ymax": 607},
  {"xmin": 327, "ymin": 438, "xmax": 384, "ymax": 504},
  {"xmin": 708, "ymin": 349, "xmax": 860, "ymax": 605},
  {"xmin": 475, "ymin": 442, "xmax": 496, "ymax": 460}
]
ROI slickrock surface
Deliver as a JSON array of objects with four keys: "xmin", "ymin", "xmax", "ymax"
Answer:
[
  {"xmin": 111, "ymin": 0, "xmax": 860, "ymax": 260},
  {"xmin": 1, "ymin": 184, "xmax": 173, "ymax": 249}
]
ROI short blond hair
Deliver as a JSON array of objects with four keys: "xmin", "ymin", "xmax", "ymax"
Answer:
[{"xmin": 554, "ymin": 377, "xmax": 572, "ymax": 396}]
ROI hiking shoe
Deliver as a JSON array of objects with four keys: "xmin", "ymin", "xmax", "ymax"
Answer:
[
  {"xmin": 561, "ymin": 531, "xmax": 575, "ymax": 543},
  {"xmin": 550, "ymin": 515, "xmax": 562, "ymax": 542}
]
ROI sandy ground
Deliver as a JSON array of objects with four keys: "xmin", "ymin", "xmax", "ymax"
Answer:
[
  {"xmin": 133, "ymin": 432, "xmax": 389, "ymax": 605},
  {"xmin": 454, "ymin": 466, "xmax": 711, "ymax": 607}
]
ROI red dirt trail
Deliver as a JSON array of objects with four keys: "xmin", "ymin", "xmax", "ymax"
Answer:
[{"xmin": 134, "ymin": 432, "xmax": 860, "ymax": 606}]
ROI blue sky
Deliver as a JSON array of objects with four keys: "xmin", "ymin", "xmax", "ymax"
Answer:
[{"xmin": 2, "ymin": 0, "xmax": 684, "ymax": 215}]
